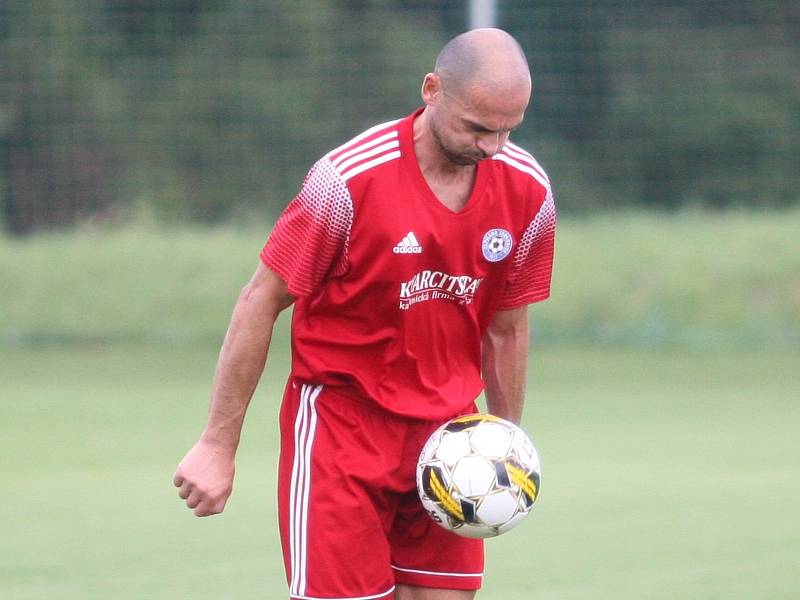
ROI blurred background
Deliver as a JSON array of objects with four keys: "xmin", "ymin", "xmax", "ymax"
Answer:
[
  {"xmin": 1, "ymin": 1, "xmax": 798, "ymax": 599},
  {"xmin": 1, "ymin": 0, "xmax": 798, "ymax": 233}
]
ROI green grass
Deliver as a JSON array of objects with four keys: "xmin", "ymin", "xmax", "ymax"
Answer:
[
  {"xmin": 2, "ymin": 342, "xmax": 798, "ymax": 599},
  {"xmin": 536, "ymin": 208, "xmax": 800, "ymax": 347},
  {"xmin": 1, "ymin": 209, "xmax": 799, "ymax": 347},
  {"xmin": 0, "ymin": 225, "xmax": 263, "ymax": 343},
  {"xmin": 1, "ymin": 212, "xmax": 798, "ymax": 597}
]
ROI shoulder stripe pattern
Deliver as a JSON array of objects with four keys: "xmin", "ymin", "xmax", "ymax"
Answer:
[
  {"xmin": 492, "ymin": 141, "xmax": 550, "ymax": 191},
  {"xmin": 328, "ymin": 119, "xmax": 402, "ymax": 182},
  {"xmin": 505, "ymin": 141, "xmax": 549, "ymax": 181},
  {"xmin": 329, "ymin": 118, "xmax": 401, "ymax": 156},
  {"xmin": 338, "ymin": 150, "xmax": 401, "ymax": 182},
  {"xmin": 335, "ymin": 139, "xmax": 400, "ymax": 174},
  {"xmin": 330, "ymin": 130, "xmax": 398, "ymax": 167}
]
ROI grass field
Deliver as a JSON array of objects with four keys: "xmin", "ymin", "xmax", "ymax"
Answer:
[
  {"xmin": 2, "ymin": 211, "xmax": 798, "ymax": 598},
  {"xmin": 2, "ymin": 209, "xmax": 799, "ymax": 347},
  {"xmin": 2, "ymin": 341, "xmax": 798, "ymax": 599}
]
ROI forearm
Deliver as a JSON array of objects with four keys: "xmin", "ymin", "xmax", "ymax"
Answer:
[
  {"xmin": 481, "ymin": 307, "xmax": 530, "ymax": 424},
  {"xmin": 202, "ymin": 269, "xmax": 291, "ymax": 452},
  {"xmin": 202, "ymin": 303, "xmax": 272, "ymax": 450}
]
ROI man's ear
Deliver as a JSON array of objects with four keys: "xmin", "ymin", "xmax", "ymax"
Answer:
[{"xmin": 421, "ymin": 72, "xmax": 443, "ymax": 106}]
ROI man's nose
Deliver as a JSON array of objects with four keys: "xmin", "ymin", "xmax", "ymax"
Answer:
[{"xmin": 476, "ymin": 131, "xmax": 508, "ymax": 157}]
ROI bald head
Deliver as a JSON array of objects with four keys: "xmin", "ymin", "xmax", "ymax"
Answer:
[
  {"xmin": 418, "ymin": 29, "xmax": 532, "ymax": 168},
  {"xmin": 434, "ymin": 28, "xmax": 531, "ymax": 99}
]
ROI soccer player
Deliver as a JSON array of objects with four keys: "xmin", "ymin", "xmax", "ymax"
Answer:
[{"xmin": 174, "ymin": 28, "xmax": 555, "ymax": 600}]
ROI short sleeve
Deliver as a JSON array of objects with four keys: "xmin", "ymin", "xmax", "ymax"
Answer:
[
  {"xmin": 261, "ymin": 157, "xmax": 353, "ymax": 297},
  {"xmin": 498, "ymin": 189, "xmax": 556, "ymax": 309}
]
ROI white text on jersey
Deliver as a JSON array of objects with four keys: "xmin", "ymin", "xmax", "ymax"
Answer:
[{"xmin": 399, "ymin": 270, "xmax": 483, "ymax": 310}]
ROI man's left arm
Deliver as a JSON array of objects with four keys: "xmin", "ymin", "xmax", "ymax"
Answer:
[{"xmin": 481, "ymin": 305, "xmax": 530, "ymax": 425}]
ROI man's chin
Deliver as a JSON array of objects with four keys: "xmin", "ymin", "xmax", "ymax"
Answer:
[{"xmin": 448, "ymin": 154, "xmax": 485, "ymax": 166}]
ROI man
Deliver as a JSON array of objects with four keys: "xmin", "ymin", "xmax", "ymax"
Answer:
[{"xmin": 174, "ymin": 28, "xmax": 555, "ymax": 600}]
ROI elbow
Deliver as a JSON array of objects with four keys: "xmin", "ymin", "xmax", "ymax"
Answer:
[{"xmin": 237, "ymin": 280, "xmax": 293, "ymax": 322}]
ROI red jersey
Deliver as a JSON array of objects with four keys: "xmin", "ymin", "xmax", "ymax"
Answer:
[{"xmin": 262, "ymin": 109, "xmax": 555, "ymax": 420}]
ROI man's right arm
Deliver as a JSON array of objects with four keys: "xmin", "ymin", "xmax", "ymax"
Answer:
[{"xmin": 173, "ymin": 262, "xmax": 294, "ymax": 517}]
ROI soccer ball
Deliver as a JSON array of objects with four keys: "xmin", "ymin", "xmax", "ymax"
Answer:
[{"xmin": 416, "ymin": 413, "xmax": 541, "ymax": 539}]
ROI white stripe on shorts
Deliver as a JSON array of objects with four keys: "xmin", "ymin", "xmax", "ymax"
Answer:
[
  {"xmin": 289, "ymin": 383, "xmax": 323, "ymax": 597},
  {"xmin": 391, "ymin": 564, "xmax": 484, "ymax": 578}
]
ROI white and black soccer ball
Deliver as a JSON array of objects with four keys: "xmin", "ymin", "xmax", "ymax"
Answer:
[{"xmin": 416, "ymin": 414, "xmax": 541, "ymax": 539}]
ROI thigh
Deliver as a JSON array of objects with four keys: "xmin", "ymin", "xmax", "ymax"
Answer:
[
  {"xmin": 389, "ymin": 490, "xmax": 484, "ymax": 592},
  {"xmin": 388, "ymin": 418, "xmax": 484, "ymax": 593},
  {"xmin": 277, "ymin": 381, "xmax": 399, "ymax": 599}
]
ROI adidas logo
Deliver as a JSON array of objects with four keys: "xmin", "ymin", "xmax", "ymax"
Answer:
[{"xmin": 393, "ymin": 231, "xmax": 423, "ymax": 254}]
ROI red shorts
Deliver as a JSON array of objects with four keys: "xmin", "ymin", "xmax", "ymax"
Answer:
[{"xmin": 278, "ymin": 379, "xmax": 484, "ymax": 599}]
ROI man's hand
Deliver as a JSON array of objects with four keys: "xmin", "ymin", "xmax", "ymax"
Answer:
[{"xmin": 173, "ymin": 439, "xmax": 235, "ymax": 517}]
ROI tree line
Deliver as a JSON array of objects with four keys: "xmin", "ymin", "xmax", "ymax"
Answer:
[{"xmin": 0, "ymin": 0, "xmax": 797, "ymax": 234}]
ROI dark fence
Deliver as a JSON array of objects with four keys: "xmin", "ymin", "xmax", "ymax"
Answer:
[{"xmin": 1, "ymin": 1, "xmax": 797, "ymax": 233}]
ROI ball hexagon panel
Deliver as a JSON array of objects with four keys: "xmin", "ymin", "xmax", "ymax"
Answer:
[
  {"xmin": 475, "ymin": 489, "xmax": 521, "ymax": 527},
  {"xmin": 469, "ymin": 421, "xmax": 513, "ymax": 458},
  {"xmin": 435, "ymin": 431, "xmax": 472, "ymax": 468},
  {"xmin": 451, "ymin": 455, "xmax": 497, "ymax": 497}
]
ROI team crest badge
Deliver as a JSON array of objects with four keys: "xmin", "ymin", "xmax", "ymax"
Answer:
[{"xmin": 481, "ymin": 228, "xmax": 513, "ymax": 262}]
